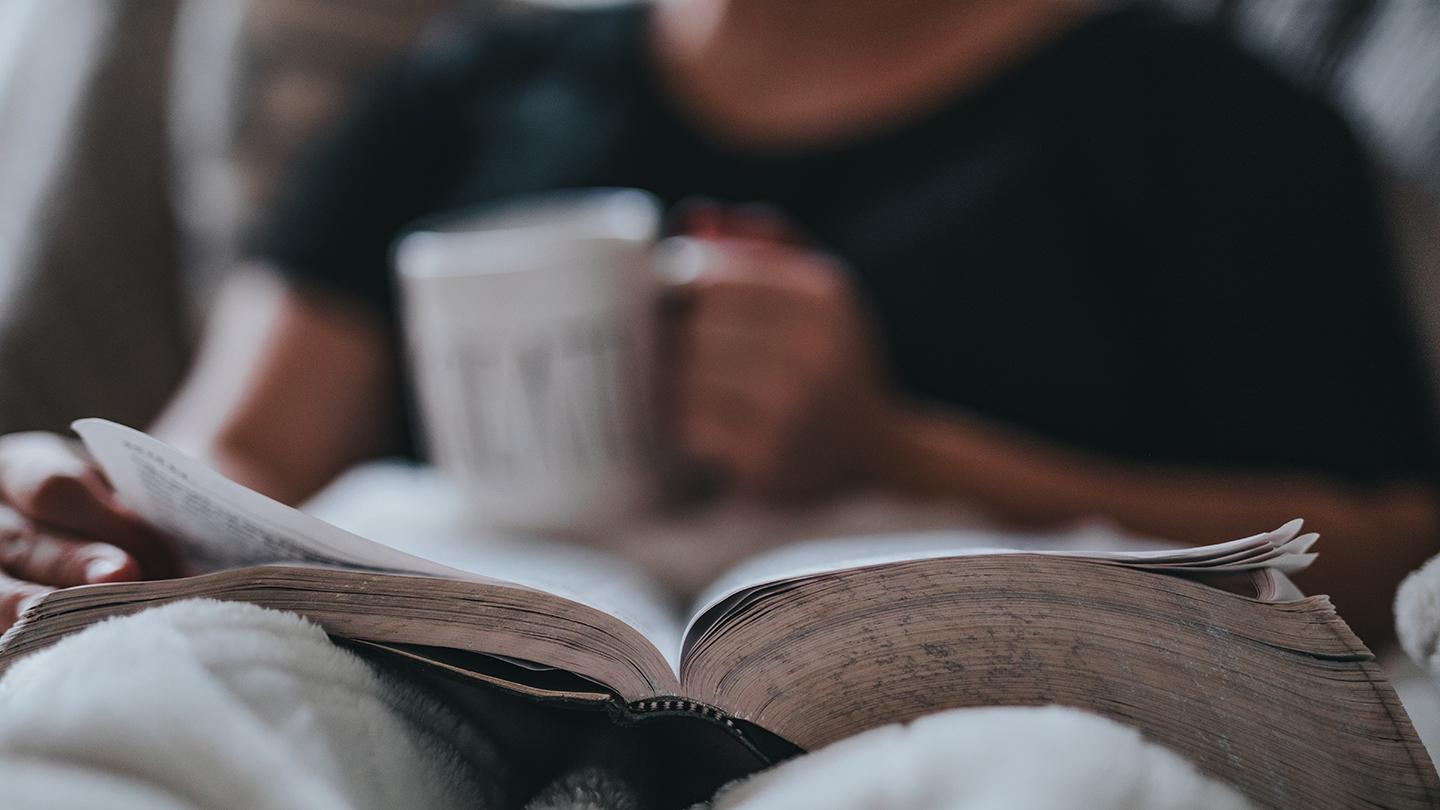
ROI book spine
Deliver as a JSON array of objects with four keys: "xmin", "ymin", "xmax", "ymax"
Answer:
[
  {"xmin": 621, "ymin": 697, "xmax": 806, "ymax": 766},
  {"xmin": 627, "ymin": 697, "xmax": 739, "ymax": 730}
]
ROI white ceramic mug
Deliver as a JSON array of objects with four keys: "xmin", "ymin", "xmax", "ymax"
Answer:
[{"xmin": 395, "ymin": 189, "xmax": 666, "ymax": 533}]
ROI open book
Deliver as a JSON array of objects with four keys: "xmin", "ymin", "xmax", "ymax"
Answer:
[{"xmin": 1, "ymin": 420, "xmax": 1436, "ymax": 808}]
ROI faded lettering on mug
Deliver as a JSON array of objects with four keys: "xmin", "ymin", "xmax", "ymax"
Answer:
[{"xmin": 431, "ymin": 313, "xmax": 653, "ymax": 484}]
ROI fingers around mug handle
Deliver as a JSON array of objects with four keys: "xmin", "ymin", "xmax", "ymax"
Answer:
[{"xmin": 719, "ymin": 202, "xmax": 808, "ymax": 246}]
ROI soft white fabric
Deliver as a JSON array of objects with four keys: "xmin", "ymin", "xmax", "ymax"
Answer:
[
  {"xmin": 704, "ymin": 705, "xmax": 1251, "ymax": 810},
  {"xmin": 0, "ymin": 599, "xmax": 501, "ymax": 810},
  {"xmin": 0, "ymin": 598, "xmax": 1252, "ymax": 810},
  {"xmin": 1397, "ymin": 553, "xmax": 1440, "ymax": 674},
  {"xmin": 1393, "ymin": 554, "xmax": 1440, "ymax": 757}
]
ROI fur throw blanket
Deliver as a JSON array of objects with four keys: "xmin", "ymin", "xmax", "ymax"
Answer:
[
  {"xmin": 0, "ymin": 599, "xmax": 1250, "ymax": 810},
  {"xmin": 1397, "ymin": 555, "xmax": 1440, "ymax": 677}
]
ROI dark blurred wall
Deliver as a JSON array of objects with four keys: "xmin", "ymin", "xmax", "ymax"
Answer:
[
  {"xmin": 0, "ymin": 0, "xmax": 189, "ymax": 436},
  {"xmin": 0, "ymin": 0, "xmax": 476, "ymax": 435}
]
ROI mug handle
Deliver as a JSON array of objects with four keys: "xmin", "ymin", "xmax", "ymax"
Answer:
[{"xmin": 653, "ymin": 236, "xmax": 719, "ymax": 286}]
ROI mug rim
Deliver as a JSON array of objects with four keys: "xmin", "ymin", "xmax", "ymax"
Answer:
[{"xmin": 394, "ymin": 187, "xmax": 661, "ymax": 279}]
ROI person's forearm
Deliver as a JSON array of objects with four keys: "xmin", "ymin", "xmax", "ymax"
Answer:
[
  {"xmin": 867, "ymin": 400, "xmax": 1440, "ymax": 643},
  {"xmin": 150, "ymin": 270, "xmax": 399, "ymax": 506}
]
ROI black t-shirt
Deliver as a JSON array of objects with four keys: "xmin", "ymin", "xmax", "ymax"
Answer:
[{"xmin": 255, "ymin": 3, "xmax": 1439, "ymax": 482}]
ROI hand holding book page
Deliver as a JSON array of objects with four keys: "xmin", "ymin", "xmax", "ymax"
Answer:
[{"xmin": 71, "ymin": 419, "xmax": 684, "ymax": 661}]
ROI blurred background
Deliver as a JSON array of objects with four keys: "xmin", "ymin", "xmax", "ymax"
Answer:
[{"xmin": 0, "ymin": 0, "xmax": 1437, "ymax": 435}]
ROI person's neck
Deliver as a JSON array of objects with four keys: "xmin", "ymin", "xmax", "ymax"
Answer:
[
  {"xmin": 667, "ymin": 0, "xmax": 985, "ymax": 59},
  {"xmin": 653, "ymin": 0, "xmax": 1089, "ymax": 149}
]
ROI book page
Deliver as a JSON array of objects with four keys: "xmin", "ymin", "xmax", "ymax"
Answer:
[
  {"xmin": 394, "ymin": 540, "xmax": 682, "ymax": 671},
  {"xmin": 684, "ymin": 521, "xmax": 1316, "ymax": 645},
  {"xmin": 74, "ymin": 420, "xmax": 684, "ymax": 668},
  {"xmin": 75, "ymin": 419, "xmax": 474, "ymax": 578},
  {"xmin": 303, "ymin": 464, "xmax": 684, "ymax": 670}
]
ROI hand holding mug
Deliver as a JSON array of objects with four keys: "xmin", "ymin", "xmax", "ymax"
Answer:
[{"xmin": 664, "ymin": 209, "xmax": 898, "ymax": 501}]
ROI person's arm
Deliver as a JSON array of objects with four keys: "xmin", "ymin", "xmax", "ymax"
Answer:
[
  {"xmin": 868, "ymin": 403, "xmax": 1439, "ymax": 643},
  {"xmin": 151, "ymin": 269, "xmax": 401, "ymax": 504},
  {"xmin": 670, "ymin": 225, "xmax": 1438, "ymax": 644}
]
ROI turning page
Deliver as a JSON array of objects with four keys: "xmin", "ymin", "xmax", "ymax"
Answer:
[{"xmin": 74, "ymin": 419, "xmax": 472, "ymax": 578}]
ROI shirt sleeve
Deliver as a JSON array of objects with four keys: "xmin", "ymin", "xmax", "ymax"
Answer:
[
  {"xmin": 246, "ymin": 38, "xmax": 478, "ymax": 320},
  {"xmin": 1122, "ymin": 30, "xmax": 1440, "ymax": 483}
]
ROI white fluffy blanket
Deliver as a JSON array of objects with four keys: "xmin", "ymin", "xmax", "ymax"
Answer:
[
  {"xmin": 1398, "ymin": 555, "xmax": 1440, "ymax": 677},
  {"xmin": 0, "ymin": 600, "xmax": 1251, "ymax": 810}
]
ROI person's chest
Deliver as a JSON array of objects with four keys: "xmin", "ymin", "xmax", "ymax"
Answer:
[{"xmin": 433, "ymin": 65, "xmax": 1159, "ymax": 453}]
